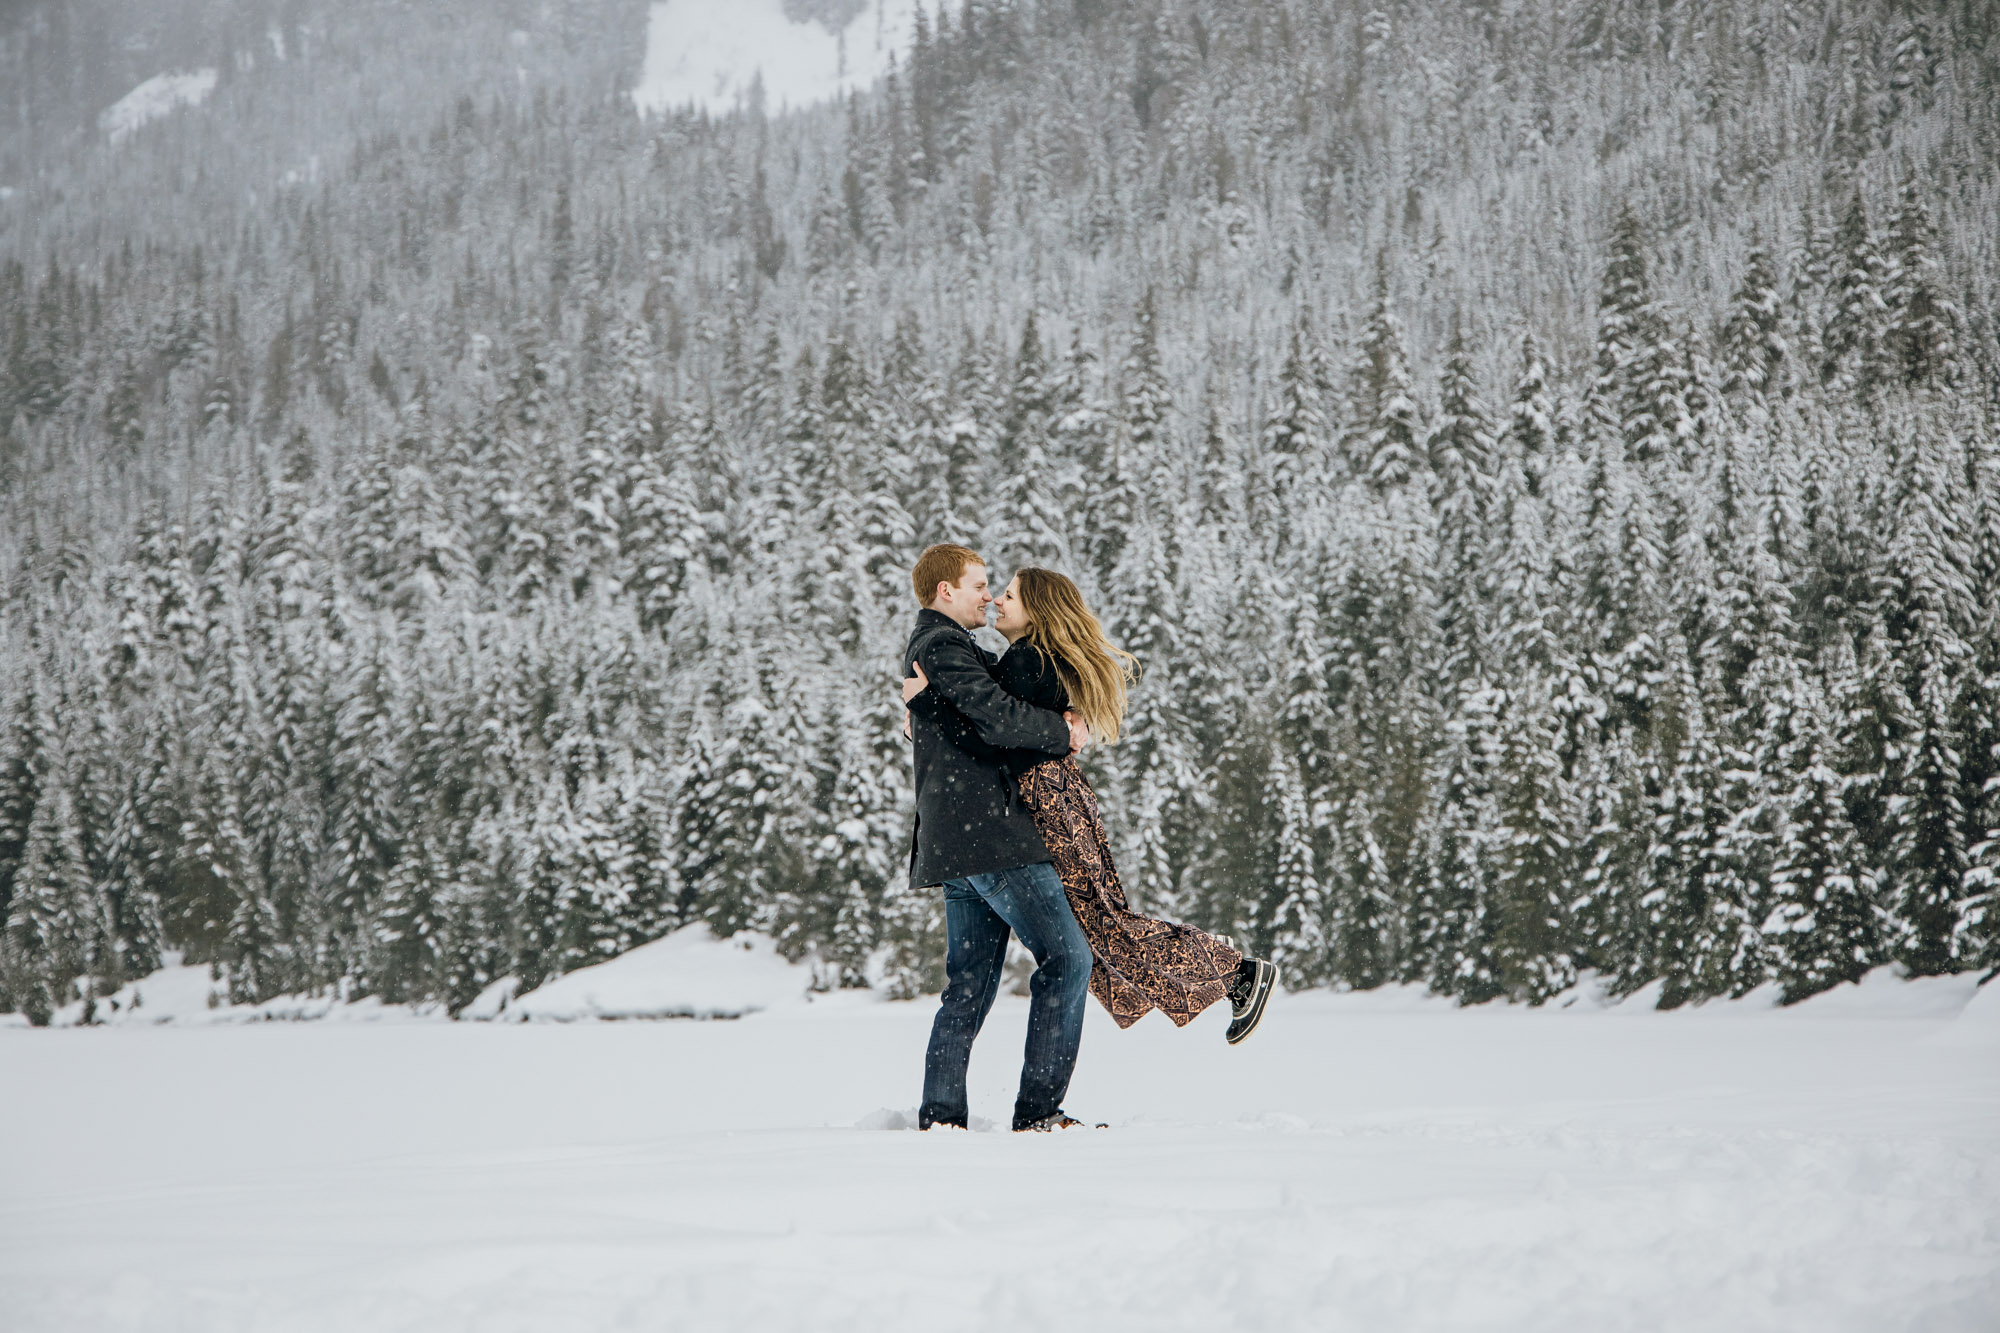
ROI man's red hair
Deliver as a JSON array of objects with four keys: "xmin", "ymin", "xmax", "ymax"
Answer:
[{"xmin": 911, "ymin": 543, "xmax": 983, "ymax": 606}]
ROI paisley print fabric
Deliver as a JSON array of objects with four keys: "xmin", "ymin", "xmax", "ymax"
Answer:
[{"xmin": 1016, "ymin": 755, "xmax": 1243, "ymax": 1029}]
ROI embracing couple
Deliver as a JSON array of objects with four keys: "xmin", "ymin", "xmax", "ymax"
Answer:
[{"xmin": 902, "ymin": 543, "xmax": 1277, "ymax": 1133}]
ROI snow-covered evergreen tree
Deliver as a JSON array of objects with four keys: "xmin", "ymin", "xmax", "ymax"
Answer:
[
  {"xmin": 1884, "ymin": 182, "xmax": 1961, "ymax": 388},
  {"xmin": 1761, "ymin": 672, "xmax": 1882, "ymax": 1002},
  {"xmin": 1891, "ymin": 656, "xmax": 1970, "ymax": 976},
  {"xmin": 1353, "ymin": 258, "xmax": 1425, "ymax": 493},
  {"xmin": 1822, "ymin": 189, "xmax": 1893, "ymax": 394},
  {"xmin": 1486, "ymin": 674, "xmax": 1575, "ymax": 1002},
  {"xmin": 1430, "ymin": 315, "xmax": 1495, "ymax": 691},
  {"xmin": 1263, "ymin": 310, "xmax": 1334, "ymax": 505},
  {"xmin": 1721, "ymin": 234, "xmax": 1791, "ymax": 400}
]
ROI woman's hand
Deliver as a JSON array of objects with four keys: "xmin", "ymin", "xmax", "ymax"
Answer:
[
  {"xmin": 1065, "ymin": 710, "xmax": 1091, "ymax": 754},
  {"xmin": 901, "ymin": 661, "xmax": 930, "ymax": 703}
]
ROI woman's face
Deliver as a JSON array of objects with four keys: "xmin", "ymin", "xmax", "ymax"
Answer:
[{"xmin": 993, "ymin": 577, "xmax": 1030, "ymax": 639}]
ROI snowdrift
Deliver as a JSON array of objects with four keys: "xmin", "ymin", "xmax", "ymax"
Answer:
[
  {"xmin": 499, "ymin": 924, "xmax": 812, "ymax": 1021},
  {"xmin": 36, "ymin": 957, "xmax": 442, "ymax": 1028},
  {"xmin": 1929, "ymin": 969, "xmax": 2000, "ymax": 1048},
  {"xmin": 22, "ymin": 924, "xmax": 812, "ymax": 1027}
]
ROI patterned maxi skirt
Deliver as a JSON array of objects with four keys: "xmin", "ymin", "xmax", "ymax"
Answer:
[{"xmin": 1016, "ymin": 755, "xmax": 1244, "ymax": 1029}]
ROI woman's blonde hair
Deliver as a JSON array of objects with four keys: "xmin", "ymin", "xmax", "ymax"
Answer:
[{"xmin": 1014, "ymin": 568, "xmax": 1140, "ymax": 744}]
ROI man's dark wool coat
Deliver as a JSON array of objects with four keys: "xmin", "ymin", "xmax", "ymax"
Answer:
[{"xmin": 904, "ymin": 608, "xmax": 1072, "ymax": 887}]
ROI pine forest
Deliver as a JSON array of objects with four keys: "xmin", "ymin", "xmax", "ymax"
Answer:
[{"xmin": 2, "ymin": 0, "xmax": 1999, "ymax": 1025}]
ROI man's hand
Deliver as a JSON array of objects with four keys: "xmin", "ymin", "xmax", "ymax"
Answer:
[
  {"xmin": 902, "ymin": 661, "xmax": 930, "ymax": 704},
  {"xmin": 1065, "ymin": 710, "xmax": 1091, "ymax": 754}
]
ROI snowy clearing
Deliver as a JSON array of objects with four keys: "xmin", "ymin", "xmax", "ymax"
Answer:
[
  {"xmin": 3, "ymin": 967, "xmax": 1995, "ymax": 1333},
  {"xmin": 633, "ymin": 0, "xmax": 917, "ymax": 116},
  {"xmin": 100, "ymin": 70, "xmax": 219, "ymax": 145}
]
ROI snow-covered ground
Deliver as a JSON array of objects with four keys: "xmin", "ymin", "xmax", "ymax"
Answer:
[
  {"xmin": 633, "ymin": 0, "xmax": 918, "ymax": 116},
  {"xmin": 3, "ymin": 961, "xmax": 1995, "ymax": 1332},
  {"xmin": 100, "ymin": 70, "xmax": 219, "ymax": 145}
]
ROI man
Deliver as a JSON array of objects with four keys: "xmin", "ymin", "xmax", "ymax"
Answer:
[{"xmin": 902, "ymin": 543, "xmax": 1098, "ymax": 1133}]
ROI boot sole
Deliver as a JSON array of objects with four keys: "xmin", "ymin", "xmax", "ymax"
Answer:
[{"xmin": 1226, "ymin": 961, "xmax": 1276, "ymax": 1045}]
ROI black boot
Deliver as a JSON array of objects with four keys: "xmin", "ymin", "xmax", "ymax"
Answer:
[
  {"xmin": 1013, "ymin": 1109, "xmax": 1107, "ymax": 1132},
  {"xmin": 1225, "ymin": 957, "xmax": 1276, "ymax": 1045}
]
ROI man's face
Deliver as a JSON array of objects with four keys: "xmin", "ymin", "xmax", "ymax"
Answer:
[{"xmin": 935, "ymin": 563, "xmax": 993, "ymax": 631}]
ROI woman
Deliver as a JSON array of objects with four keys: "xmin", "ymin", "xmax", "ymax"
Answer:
[{"xmin": 905, "ymin": 567, "xmax": 1277, "ymax": 1043}]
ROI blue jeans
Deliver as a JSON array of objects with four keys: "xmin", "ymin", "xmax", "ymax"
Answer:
[{"xmin": 920, "ymin": 862, "xmax": 1092, "ymax": 1130}]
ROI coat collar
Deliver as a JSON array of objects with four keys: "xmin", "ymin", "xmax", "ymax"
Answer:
[{"xmin": 914, "ymin": 607, "xmax": 966, "ymax": 636}]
